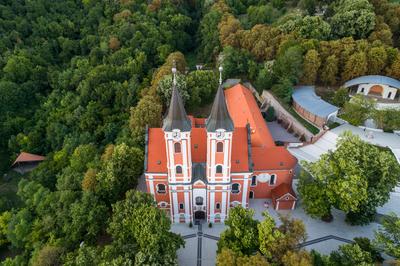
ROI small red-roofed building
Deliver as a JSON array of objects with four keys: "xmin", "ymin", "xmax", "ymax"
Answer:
[
  {"xmin": 271, "ymin": 183, "xmax": 297, "ymax": 210},
  {"xmin": 144, "ymin": 73, "xmax": 297, "ymax": 223},
  {"xmin": 12, "ymin": 152, "xmax": 45, "ymax": 174}
]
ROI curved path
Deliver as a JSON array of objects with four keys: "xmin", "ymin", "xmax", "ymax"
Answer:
[{"xmin": 288, "ymin": 124, "xmax": 400, "ymax": 163}]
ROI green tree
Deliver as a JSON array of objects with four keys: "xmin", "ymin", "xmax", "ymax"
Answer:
[
  {"xmin": 298, "ymin": 16, "xmax": 331, "ymax": 40},
  {"xmin": 157, "ymin": 73, "xmax": 189, "ymax": 107},
  {"xmin": 331, "ymin": 87, "xmax": 350, "ymax": 107},
  {"xmin": 198, "ymin": 8, "xmax": 223, "ymax": 60},
  {"xmin": 108, "ymin": 190, "xmax": 184, "ymax": 265},
  {"xmin": 258, "ymin": 212, "xmax": 284, "ymax": 259},
  {"xmin": 129, "ymin": 94, "xmax": 163, "ymax": 146},
  {"xmin": 367, "ymin": 46, "xmax": 388, "ymax": 75},
  {"xmin": 342, "ymin": 52, "xmax": 368, "ymax": 81},
  {"xmin": 281, "ymin": 250, "xmax": 312, "ymax": 266},
  {"xmin": 330, "ymin": 0, "xmax": 376, "ymax": 39},
  {"xmin": 186, "ymin": 70, "xmax": 218, "ymax": 108},
  {"xmin": 31, "ymin": 245, "xmax": 65, "ymax": 266},
  {"xmin": 218, "ymin": 206, "xmax": 259, "ymax": 255},
  {"xmin": 0, "ymin": 211, "xmax": 11, "ymax": 247},
  {"xmin": 272, "ymin": 46, "xmax": 303, "ymax": 84},
  {"xmin": 341, "ymin": 95, "xmax": 375, "ymax": 126},
  {"xmin": 301, "ymin": 49, "xmax": 321, "ymax": 84},
  {"xmin": 247, "ymin": 4, "xmax": 281, "ymax": 27},
  {"xmin": 216, "ymin": 248, "xmax": 270, "ymax": 266},
  {"xmin": 374, "ymin": 213, "xmax": 400, "ymax": 258},
  {"xmin": 329, "ymin": 243, "xmax": 373, "ymax": 266},
  {"xmin": 300, "ymin": 132, "xmax": 400, "ymax": 224},
  {"xmin": 320, "ymin": 55, "xmax": 339, "ymax": 86},
  {"xmin": 96, "ymin": 143, "xmax": 144, "ymax": 202}
]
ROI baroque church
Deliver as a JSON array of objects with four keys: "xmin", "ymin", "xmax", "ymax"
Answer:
[{"xmin": 144, "ymin": 66, "xmax": 297, "ymax": 223}]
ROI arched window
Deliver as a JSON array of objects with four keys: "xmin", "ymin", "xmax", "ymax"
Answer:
[
  {"xmin": 216, "ymin": 165, "xmax": 223, "ymax": 174},
  {"xmin": 176, "ymin": 165, "xmax": 182, "ymax": 174},
  {"xmin": 269, "ymin": 174, "xmax": 276, "ymax": 185},
  {"xmin": 249, "ymin": 191, "xmax": 254, "ymax": 199},
  {"xmin": 217, "ymin": 142, "xmax": 223, "ymax": 152},
  {"xmin": 157, "ymin": 184, "xmax": 166, "ymax": 194},
  {"xmin": 174, "ymin": 142, "xmax": 181, "ymax": 153},
  {"xmin": 251, "ymin": 175, "xmax": 257, "ymax": 186},
  {"xmin": 231, "ymin": 183, "xmax": 240, "ymax": 194},
  {"xmin": 216, "ymin": 202, "xmax": 221, "ymax": 210},
  {"xmin": 195, "ymin": 196, "xmax": 203, "ymax": 205},
  {"xmin": 179, "ymin": 203, "xmax": 184, "ymax": 210}
]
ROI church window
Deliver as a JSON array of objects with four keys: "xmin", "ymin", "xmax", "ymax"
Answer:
[
  {"xmin": 195, "ymin": 196, "xmax": 203, "ymax": 205},
  {"xmin": 176, "ymin": 165, "xmax": 182, "ymax": 174},
  {"xmin": 216, "ymin": 165, "xmax": 223, "ymax": 174},
  {"xmin": 251, "ymin": 175, "xmax": 257, "ymax": 186},
  {"xmin": 216, "ymin": 202, "xmax": 221, "ymax": 210},
  {"xmin": 231, "ymin": 183, "xmax": 240, "ymax": 194},
  {"xmin": 217, "ymin": 142, "xmax": 223, "ymax": 152},
  {"xmin": 270, "ymin": 174, "xmax": 277, "ymax": 185},
  {"xmin": 174, "ymin": 142, "xmax": 181, "ymax": 153},
  {"xmin": 157, "ymin": 184, "xmax": 166, "ymax": 194},
  {"xmin": 179, "ymin": 203, "xmax": 184, "ymax": 210}
]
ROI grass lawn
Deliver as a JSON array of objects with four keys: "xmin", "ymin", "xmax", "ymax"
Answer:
[{"xmin": 288, "ymin": 107, "xmax": 321, "ymax": 135}]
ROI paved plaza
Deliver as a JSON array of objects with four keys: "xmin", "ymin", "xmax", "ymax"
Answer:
[{"xmin": 171, "ymin": 182, "xmax": 384, "ymax": 265}]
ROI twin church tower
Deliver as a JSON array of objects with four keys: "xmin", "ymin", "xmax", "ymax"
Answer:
[{"xmin": 144, "ymin": 65, "xmax": 297, "ymax": 223}]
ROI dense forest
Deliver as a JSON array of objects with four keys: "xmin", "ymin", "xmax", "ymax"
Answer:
[{"xmin": 1, "ymin": 0, "xmax": 400, "ymax": 264}]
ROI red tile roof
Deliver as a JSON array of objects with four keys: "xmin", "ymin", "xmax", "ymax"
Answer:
[
  {"xmin": 225, "ymin": 84, "xmax": 275, "ymax": 148},
  {"xmin": 231, "ymin": 127, "xmax": 250, "ymax": 172},
  {"xmin": 146, "ymin": 83, "xmax": 297, "ymax": 174},
  {"xmin": 12, "ymin": 152, "xmax": 45, "ymax": 166},
  {"xmin": 191, "ymin": 128, "xmax": 207, "ymax": 163},
  {"xmin": 147, "ymin": 128, "xmax": 167, "ymax": 173},
  {"xmin": 271, "ymin": 183, "xmax": 297, "ymax": 201},
  {"xmin": 252, "ymin": 146, "xmax": 297, "ymax": 171}
]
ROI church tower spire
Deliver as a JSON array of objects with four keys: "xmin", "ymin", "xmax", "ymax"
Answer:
[
  {"xmin": 162, "ymin": 63, "xmax": 192, "ymax": 132},
  {"xmin": 206, "ymin": 66, "xmax": 234, "ymax": 132}
]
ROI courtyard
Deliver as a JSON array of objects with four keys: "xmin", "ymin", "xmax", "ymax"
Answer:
[{"xmin": 171, "ymin": 181, "xmax": 384, "ymax": 266}]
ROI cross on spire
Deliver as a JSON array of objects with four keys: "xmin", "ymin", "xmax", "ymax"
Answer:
[
  {"xmin": 172, "ymin": 60, "xmax": 177, "ymax": 86},
  {"xmin": 219, "ymin": 65, "xmax": 223, "ymax": 85}
]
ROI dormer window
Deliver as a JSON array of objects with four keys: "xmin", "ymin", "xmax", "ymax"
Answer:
[{"xmin": 174, "ymin": 142, "xmax": 181, "ymax": 153}]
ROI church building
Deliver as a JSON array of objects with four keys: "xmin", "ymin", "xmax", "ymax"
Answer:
[{"xmin": 144, "ymin": 67, "xmax": 297, "ymax": 223}]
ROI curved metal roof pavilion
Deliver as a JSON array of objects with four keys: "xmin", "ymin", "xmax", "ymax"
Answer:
[
  {"xmin": 344, "ymin": 75, "xmax": 400, "ymax": 89},
  {"xmin": 292, "ymin": 86, "xmax": 339, "ymax": 118}
]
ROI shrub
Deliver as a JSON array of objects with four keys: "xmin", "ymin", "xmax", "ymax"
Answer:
[{"xmin": 264, "ymin": 106, "xmax": 276, "ymax": 122}]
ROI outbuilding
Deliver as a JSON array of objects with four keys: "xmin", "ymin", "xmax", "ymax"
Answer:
[
  {"xmin": 271, "ymin": 183, "xmax": 297, "ymax": 210},
  {"xmin": 344, "ymin": 75, "xmax": 400, "ymax": 100},
  {"xmin": 11, "ymin": 152, "xmax": 45, "ymax": 174},
  {"xmin": 292, "ymin": 86, "xmax": 339, "ymax": 128}
]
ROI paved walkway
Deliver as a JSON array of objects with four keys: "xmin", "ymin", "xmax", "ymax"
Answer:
[
  {"xmin": 172, "ymin": 222, "xmax": 224, "ymax": 266},
  {"xmin": 261, "ymin": 90, "xmax": 315, "ymax": 141},
  {"xmin": 249, "ymin": 196, "xmax": 380, "ymax": 255},
  {"xmin": 267, "ymin": 121, "xmax": 300, "ymax": 143},
  {"xmin": 289, "ymin": 123, "xmax": 400, "ymax": 163}
]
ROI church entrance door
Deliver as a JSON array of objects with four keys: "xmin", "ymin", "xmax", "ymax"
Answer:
[{"xmin": 194, "ymin": 211, "xmax": 206, "ymax": 220}]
